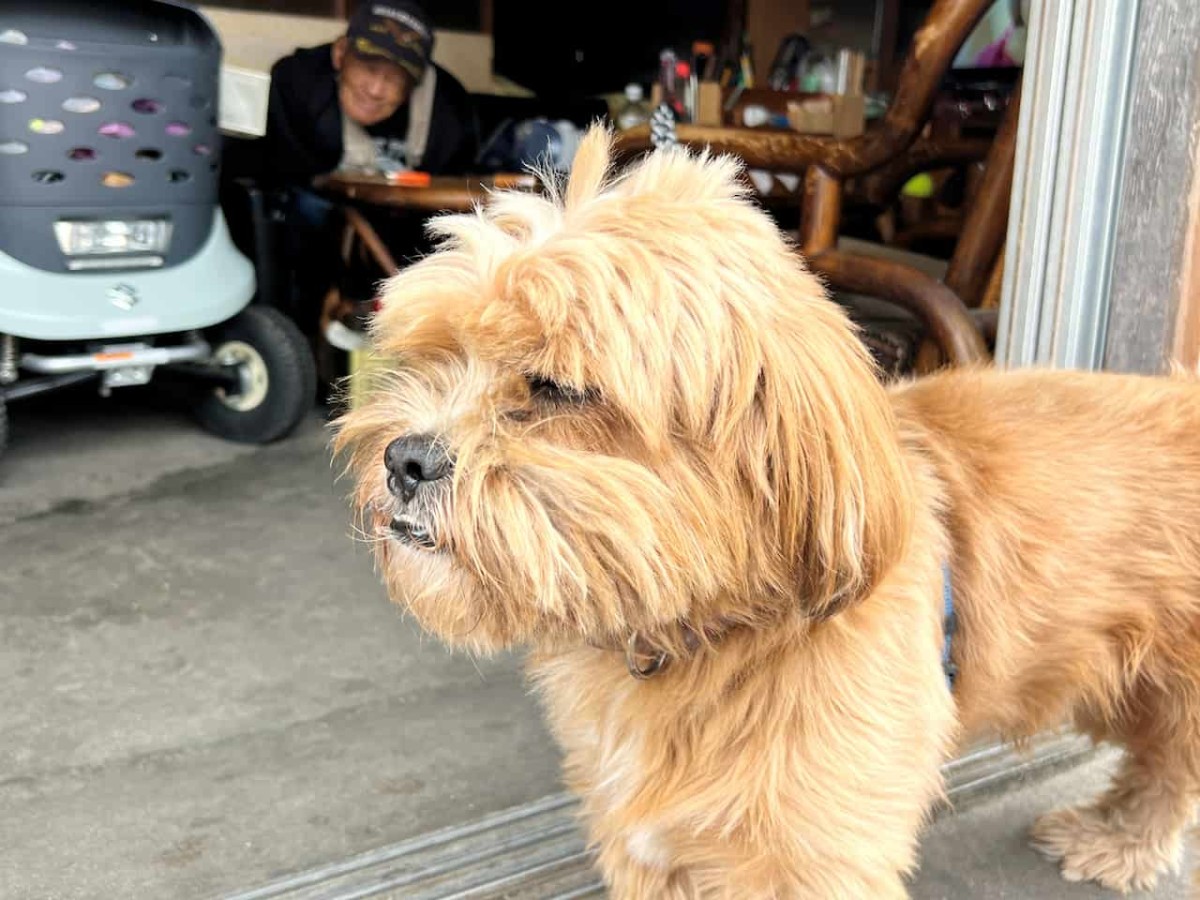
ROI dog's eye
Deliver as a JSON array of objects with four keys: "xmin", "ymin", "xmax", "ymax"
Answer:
[{"xmin": 525, "ymin": 374, "xmax": 590, "ymax": 405}]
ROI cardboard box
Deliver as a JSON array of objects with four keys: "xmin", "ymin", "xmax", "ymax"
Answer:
[{"xmin": 786, "ymin": 94, "xmax": 866, "ymax": 138}]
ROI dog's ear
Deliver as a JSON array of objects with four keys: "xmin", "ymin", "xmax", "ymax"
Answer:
[
  {"xmin": 740, "ymin": 296, "xmax": 916, "ymax": 619},
  {"xmin": 564, "ymin": 124, "xmax": 616, "ymax": 211}
]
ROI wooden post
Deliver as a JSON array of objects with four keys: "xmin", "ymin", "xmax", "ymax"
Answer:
[
  {"xmin": 1103, "ymin": 0, "xmax": 1200, "ymax": 373},
  {"xmin": 944, "ymin": 79, "xmax": 1021, "ymax": 308},
  {"xmin": 799, "ymin": 167, "xmax": 842, "ymax": 257},
  {"xmin": 870, "ymin": 0, "xmax": 901, "ymax": 93},
  {"xmin": 1172, "ymin": 141, "xmax": 1200, "ymax": 370}
]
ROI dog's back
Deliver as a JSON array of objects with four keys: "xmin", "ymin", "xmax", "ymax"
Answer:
[{"xmin": 890, "ymin": 365, "xmax": 1200, "ymax": 892}]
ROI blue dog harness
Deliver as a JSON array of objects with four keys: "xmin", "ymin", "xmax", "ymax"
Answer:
[{"xmin": 942, "ymin": 562, "xmax": 958, "ymax": 689}]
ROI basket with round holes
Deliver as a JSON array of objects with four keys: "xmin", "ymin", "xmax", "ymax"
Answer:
[{"xmin": 0, "ymin": 0, "xmax": 221, "ymax": 273}]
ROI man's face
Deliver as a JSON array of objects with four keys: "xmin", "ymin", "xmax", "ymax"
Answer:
[{"xmin": 333, "ymin": 39, "xmax": 413, "ymax": 126}]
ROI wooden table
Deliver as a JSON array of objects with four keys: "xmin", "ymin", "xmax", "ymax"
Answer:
[
  {"xmin": 313, "ymin": 170, "xmax": 540, "ymax": 215},
  {"xmin": 311, "ymin": 169, "xmax": 540, "ymax": 274},
  {"xmin": 310, "ymin": 170, "xmax": 541, "ymax": 392}
]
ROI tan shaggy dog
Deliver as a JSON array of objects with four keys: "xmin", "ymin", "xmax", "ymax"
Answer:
[{"xmin": 335, "ymin": 126, "xmax": 1200, "ymax": 898}]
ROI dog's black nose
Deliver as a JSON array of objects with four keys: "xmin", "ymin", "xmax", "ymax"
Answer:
[{"xmin": 384, "ymin": 435, "xmax": 451, "ymax": 501}]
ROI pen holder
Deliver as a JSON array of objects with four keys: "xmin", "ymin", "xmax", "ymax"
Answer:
[{"xmin": 650, "ymin": 82, "xmax": 724, "ymax": 127}]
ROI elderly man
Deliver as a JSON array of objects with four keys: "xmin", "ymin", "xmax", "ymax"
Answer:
[
  {"xmin": 259, "ymin": 2, "xmax": 479, "ymax": 390},
  {"xmin": 264, "ymin": 1, "xmax": 478, "ymax": 182}
]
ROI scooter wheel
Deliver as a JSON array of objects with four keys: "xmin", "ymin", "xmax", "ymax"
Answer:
[{"xmin": 192, "ymin": 306, "xmax": 316, "ymax": 444}]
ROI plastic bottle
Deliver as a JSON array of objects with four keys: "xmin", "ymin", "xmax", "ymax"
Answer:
[{"xmin": 615, "ymin": 83, "xmax": 651, "ymax": 130}]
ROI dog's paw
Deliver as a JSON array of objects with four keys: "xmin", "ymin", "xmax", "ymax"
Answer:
[
  {"xmin": 1030, "ymin": 807, "xmax": 1180, "ymax": 894},
  {"xmin": 1029, "ymin": 807, "xmax": 1105, "ymax": 864}
]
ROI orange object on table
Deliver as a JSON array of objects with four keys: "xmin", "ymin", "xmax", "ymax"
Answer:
[{"xmin": 386, "ymin": 170, "xmax": 432, "ymax": 187}]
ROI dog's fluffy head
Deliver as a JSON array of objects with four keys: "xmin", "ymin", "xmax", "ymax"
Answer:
[{"xmin": 335, "ymin": 126, "xmax": 914, "ymax": 655}]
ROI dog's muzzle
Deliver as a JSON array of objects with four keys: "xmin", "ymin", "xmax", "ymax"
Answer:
[
  {"xmin": 384, "ymin": 434, "xmax": 451, "ymax": 502},
  {"xmin": 383, "ymin": 434, "xmax": 450, "ymax": 551}
]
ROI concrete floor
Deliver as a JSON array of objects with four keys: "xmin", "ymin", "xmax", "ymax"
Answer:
[
  {"xmin": 0, "ymin": 386, "xmax": 1192, "ymax": 899},
  {"xmin": 0, "ymin": 387, "xmax": 564, "ymax": 899}
]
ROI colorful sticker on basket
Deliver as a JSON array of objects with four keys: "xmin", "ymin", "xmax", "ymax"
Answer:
[
  {"xmin": 93, "ymin": 72, "xmax": 131, "ymax": 91},
  {"xmin": 29, "ymin": 118, "xmax": 65, "ymax": 135},
  {"xmin": 26, "ymin": 67, "xmax": 63, "ymax": 84},
  {"xmin": 63, "ymin": 96, "xmax": 101, "ymax": 114},
  {"xmin": 99, "ymin": 122, "xmax": 135, "ymax": 139}
]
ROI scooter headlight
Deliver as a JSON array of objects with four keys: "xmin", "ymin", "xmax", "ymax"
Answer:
[{"xmin": 53, "ymin": 218, "xmax": 172, "ymax": 270}]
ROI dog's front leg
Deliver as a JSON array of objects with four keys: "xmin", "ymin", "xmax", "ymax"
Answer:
[
  {"xmin": 596, "ymin": 826, "xmax": 914, "ymax": 900},
  {"xmin": 601, "ymin": 856, "xmax": 697, "ymax": 900},
  {"xmin": 594, "ymin": 835, "xmax": 782, "ymax": 900}
]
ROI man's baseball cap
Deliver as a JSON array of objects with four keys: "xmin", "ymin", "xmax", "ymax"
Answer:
[{"xmin": 345, "ymin": 2, "xmax": 434, "ymax": 81}]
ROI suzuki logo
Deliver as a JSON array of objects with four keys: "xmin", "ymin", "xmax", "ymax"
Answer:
[{"xmin": 107, "ymin": 284, "xmax": 139, "ymax": 311}]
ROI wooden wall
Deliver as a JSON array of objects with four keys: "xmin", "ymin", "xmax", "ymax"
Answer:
[
  {"xmin": 200, "ymin": 0, "xmax": 486, "ymax": 31},
  {"xmin": 199, "ymin": 5, "xmax": 530, "ymax": 96},
  {"xmin": 1103, "ymin": 0, "xmax": 1200, "ymax": 373},
  {"xmin": 744, "ymin": 0, "xmax": 811, "ymax": 84}
]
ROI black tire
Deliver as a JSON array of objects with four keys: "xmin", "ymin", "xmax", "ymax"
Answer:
[
  {"xmin": 0, "ymin": 393, "xmax": 7, "ymax": 460},
  {"xmin": 192, "ymin": 305, "xmax": 316, "ymax": 444}
]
